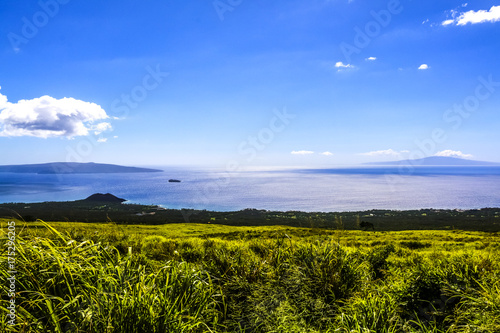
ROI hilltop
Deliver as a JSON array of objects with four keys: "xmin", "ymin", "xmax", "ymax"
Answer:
[{"xmin": 81, "ymin": 193, "xmax": 127, "ymax": 203}]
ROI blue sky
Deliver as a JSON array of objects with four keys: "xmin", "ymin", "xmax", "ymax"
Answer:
[{"xmin": 1, "ymin": 0, "xmax": 500, "ymax": 167}]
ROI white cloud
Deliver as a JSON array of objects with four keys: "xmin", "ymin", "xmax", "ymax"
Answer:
[
  {"xmin": 360, "ymin": 149, "xmax": 405, "ymax": 157},
  {"xmin": 0, "ymin": 88, "xmax": 111, "ymax": 138},
  {"xmin": 0, "ymin": 89, "xmax": 7, "ymax": 109},
  {"xmin": 93, "ymin": 122, "xmax": 112, "ymax": 135},
  {"xmin": 442, "ymin": 5, "xmax": 500, "ymax": 26},
  {"xmin": 291, "ymin": 150, "xmax": 314, "ymax": 155},
  {"xmin": 434, "ymin": 150, "xmax": 473, "ymax": 159},
  {"xmin": 335, "ymin": 61, "xmax": 355, "ymax": 69},
  {"xmin": 365, "ymin": 57, "xmax": 377, "ymax": 61},
  {"xmin": 320, "ymin": 151, "xmax": 333, "ymax": 156},
  {"xmin": 418, "ymin": 64, "xmax": 429, "ymax": 70},
  {"xmin": 97, "ymin": 137, "xmax": 108, "ymax": 143}
]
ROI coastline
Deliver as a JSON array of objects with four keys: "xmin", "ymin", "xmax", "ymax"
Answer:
[{"xmin": 1, "ymin": 198, "xmax": 499, "ymax": 231}]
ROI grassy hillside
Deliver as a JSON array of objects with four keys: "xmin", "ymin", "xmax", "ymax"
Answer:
[{"xmin": 1, "ymin": 219, "xmax": 500, "ymax": 332}]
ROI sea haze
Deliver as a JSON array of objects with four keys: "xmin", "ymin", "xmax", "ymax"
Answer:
[{"xmin": 0, "ymin": 166, "xmax": 499, "ymax": 212}]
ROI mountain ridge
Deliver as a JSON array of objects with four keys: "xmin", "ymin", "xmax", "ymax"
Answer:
[
  {"xmin": 364, "ymin": 156, "xmax": 500, "ymax": 166},
  {"xmin": 0, "ymin": 162, "xmax": 163, "ymax": 174}
]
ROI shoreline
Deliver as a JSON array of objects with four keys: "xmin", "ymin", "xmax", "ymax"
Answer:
[{"xmin": 1, "ymin": 198, "xmax": 499, "ymax": 232}]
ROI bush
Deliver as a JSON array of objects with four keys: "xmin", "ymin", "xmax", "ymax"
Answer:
[{"xmin": 367, "ymin": 244, "xmax": 396, "ymax": 279}]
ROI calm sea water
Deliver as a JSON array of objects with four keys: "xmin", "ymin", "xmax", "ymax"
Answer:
[{"xmin": 1, "ymin": 166, "xmax": 500, "ymax": 212}]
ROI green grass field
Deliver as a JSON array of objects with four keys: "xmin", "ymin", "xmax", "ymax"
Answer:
[{"xmin": 1, "ymin": 218, "xmax": 500, "ymax": 332}]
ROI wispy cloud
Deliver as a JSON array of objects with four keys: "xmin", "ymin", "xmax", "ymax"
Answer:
[
  {"xmin": 442, "ymin": 5, "xmax": 500, "ymax": 26},
  {"xmin": 434, "ymin": 150, "xmax": 473, "ymax": 159},
  {"xmin": 335, "ymin": 61, "xmax": 355, "ymax": 70},
  {"xmin": 291, "ymin": 150, "xmax": 314, "ymax": 155},
  {"xmin": 0, "ymin": 87, "xmax": 111, "ymax": 138},
  {"xmin": 365, "ymin": 57, "xmax": 377, "ymax": 61},
  {"xmin": 418, "ymin": 64, "xmax": 429, "ymax": 70},
  {"xmin": 360, "ymin": 149, "xmax": 406, "ymax": 157},
  {"xmin": 290, "ymin": 150, "xmax": 333, "ymax": 156}
]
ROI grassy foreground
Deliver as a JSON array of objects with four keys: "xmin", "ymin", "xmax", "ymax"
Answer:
[{"xmin": 1, "ymin": 219, "xmax": 500, "ymax": 332}]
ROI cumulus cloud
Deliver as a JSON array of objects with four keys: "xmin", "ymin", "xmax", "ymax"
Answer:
[
  {"xmin": 434, "ymin": 150, "xmax": 473, "ymax": 159},
  {"xmin": 291, "ymin": 150, "xmax": 314, "ymax": 155},
  {"xmin": 360, "ymin": 149, "xmax": 406, "ymax": 157},
  {"xmin": 365, "ymin": 57, "xmax": 377, "ymax": 61},
  {"xmin": 320, "ymin": 151, "xmax": 334, "ymax": 156},
  {"xmin": 418, "ymin": 64, "xmax": 429, "ymax": 70},
  {"xmin": 0, "ymin": 88, "xmax": 111, "ymax": 138},
  {"xmin": 0, "ymin": 87, "xmax": 7, "ymax": 106},
  {"xmin": 442, "ymin": 5, "xmax": 500, "ymax": 26}
]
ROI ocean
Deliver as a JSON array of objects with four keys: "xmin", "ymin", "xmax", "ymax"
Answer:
[{"xmin": 1, "ymin": 166, "xmax": 500, "ymax": 212}]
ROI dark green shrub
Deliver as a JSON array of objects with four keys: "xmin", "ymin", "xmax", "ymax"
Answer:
[{"xmin": 367, "ymin": 244, "xmax": 396, "ymax": 279}]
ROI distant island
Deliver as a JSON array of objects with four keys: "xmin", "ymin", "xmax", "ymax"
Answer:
[
  {"xmin": 365, "ymin": 156, "xmax": 500, "ymax": 166},
  {"xmin": 0, "ymin": 162, "xmax": 163, "ymax": 174}
]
